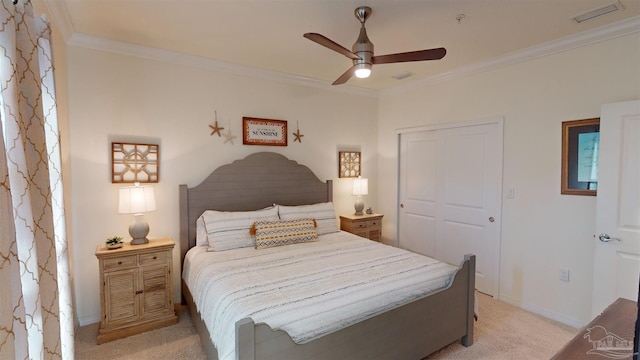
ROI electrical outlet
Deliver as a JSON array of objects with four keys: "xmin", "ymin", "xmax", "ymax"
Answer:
[{"xmin": 559, "ymin": 268, "xmax": 570, "ymax": 282}]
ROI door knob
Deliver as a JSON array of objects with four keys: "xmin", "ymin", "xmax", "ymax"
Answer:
[
  {"xmin": 488, "ymin": 217, "xmax": 495, "ymax": 223},
  {"xmin": 598, "ymin": 233, "xmax": 621, "ymax": 243},
  {"xmin": 400, "ymin": 203, "xmax": 404, "ymax": 208}
]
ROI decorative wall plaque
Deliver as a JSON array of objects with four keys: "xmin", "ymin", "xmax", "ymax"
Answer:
[
  {"xmin": 242, "ymin": 117, "xmax": 288, "ymax": 146},
  {"xmin": 339, "ymin": 151, "xmax": 361, "ymax": 178},
  {"xmin": 112, "ymin": 142, "xmax": 159, "ymax": 183}
]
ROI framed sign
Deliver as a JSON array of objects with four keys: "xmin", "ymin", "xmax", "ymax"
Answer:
[
  {"xmin": 561, "ymin": 118, "xmax": 600, "ymax": 196},
  {"xmin": 112, "ymin": 142, "xmax": 159, "ymax": 183},
  {"xmin": 242, "ymin": 117, "xmax": 288, "ymax": 146}
]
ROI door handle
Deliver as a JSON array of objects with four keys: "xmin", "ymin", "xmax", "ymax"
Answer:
[{"xmin": 598, "ymin": 233, "xmax": 621, "ymax": 243}]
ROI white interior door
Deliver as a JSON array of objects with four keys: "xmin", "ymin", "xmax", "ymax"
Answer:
[
  {"xmin": 591, "ymin": 100, "xmax": 640, "ymax": 317},
  {"xmin": 398, "ymin": 130, "xmax": 438, "ymax": 257},
  {"xmin": 398, "ymin": 118, "xmax": 503, "ymax": 296}
]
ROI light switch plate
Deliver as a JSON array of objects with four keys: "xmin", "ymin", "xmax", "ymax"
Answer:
[{"xmin": 505, "ymin": 187, "xmax": 515, "ymax": 199}]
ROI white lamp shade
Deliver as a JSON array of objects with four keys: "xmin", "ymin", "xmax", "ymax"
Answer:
[
  {"xmin": 119, "ymin": 185, "xmax": 156, "ymax": 214},
  {"xmin": 352, "ymin": 177, "xmax": 369, "ymax": 196}
]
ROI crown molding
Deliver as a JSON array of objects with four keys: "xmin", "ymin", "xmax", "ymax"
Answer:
[
  {"xmin": 45, "ymin": 0, "xmax": 637, "ymax": 99},
  {"xmin": 42, "ymin": 0, "xmax": 74, "ymax": 41},
  {"xmin": 381, "ymin": 15, "xmax": 640, "ymax": 97},
  {"xmin": 42, "ymin": 0, "xmax": 376, "ymax": 97},
  {"xmin": 66, "ymin": 33, "xmax": 378, "ymax": 98}
]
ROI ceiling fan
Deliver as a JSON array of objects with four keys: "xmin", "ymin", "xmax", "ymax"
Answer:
[{"xmin": 304, "ymin": 6, "xmax": 446, "ymax": 85}]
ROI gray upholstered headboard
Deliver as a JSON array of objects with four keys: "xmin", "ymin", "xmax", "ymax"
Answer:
[{"xmin": 179, "ymin": 152, "xmax": 333, "ymax": 265}]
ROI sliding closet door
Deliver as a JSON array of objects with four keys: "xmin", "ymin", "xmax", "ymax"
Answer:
[{"xmin": 398, "ymin": 118, "xmax": 503, "ymax": 296}]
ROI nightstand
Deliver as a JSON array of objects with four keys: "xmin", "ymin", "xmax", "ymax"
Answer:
[
  {"xmin": 95, "ymin": 237, "xmax": 178, "ymax": 344},
  {"xmin": 339, "ymin": 213, "xmax": 384, "ymax": 242}
]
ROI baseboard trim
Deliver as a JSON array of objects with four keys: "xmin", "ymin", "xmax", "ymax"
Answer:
[
  {"xmin": 499, "ymin": 294, "xmax": 586, "ymax": 329},
  {"xmin": 78, "ymin": 314, "xmax": 100, "ymax": 327}
]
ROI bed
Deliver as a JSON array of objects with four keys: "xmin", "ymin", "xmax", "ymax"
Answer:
[{"xmin": 179, "ymin": 152, "xmax": 475, "ymax": 360}]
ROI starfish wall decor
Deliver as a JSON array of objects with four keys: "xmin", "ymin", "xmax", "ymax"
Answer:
[
  {"xmin": 209, "ymin": 110, "xmax": 224, "ymax": 137},
  {"xmin": 293, "ymin": 120, "xmax": 304, "ymax": 143},
  {"xmin": 223, "ymin": 120, "xmax": 237, "ymax": 145}
]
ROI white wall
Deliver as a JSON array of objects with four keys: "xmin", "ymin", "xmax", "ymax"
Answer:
[
  {"xmin": 66, "ymin": 46, "xmax": 379, "ymax": 325},
  {"xmin": 64, "ymin": 27, "xmax": 639, "ymax": 328},
  {"xmin": 376, "ymin": 33, "xmax": 640, "ymax": 327}
]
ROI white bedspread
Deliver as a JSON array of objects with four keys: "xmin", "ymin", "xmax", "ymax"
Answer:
[{"xmin": 183, "ymin": 231, "xmax": 459, "ymax": 360}]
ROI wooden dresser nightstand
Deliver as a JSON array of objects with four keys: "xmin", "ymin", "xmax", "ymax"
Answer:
[
  {"xmin": 95, "ymin": 237, "xmax": 178, "ymax": 344},
  {"xmin": 552, "ymin": 298, "xmax": 637, "ymax": 359},
  {"xmin": 339, "ymin": 213, "xmax": 384, "ymax": 242}
]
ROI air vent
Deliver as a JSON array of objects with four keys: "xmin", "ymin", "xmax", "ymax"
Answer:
[
  {"xmin": 571, "ymin": 1, "xmax": 624, "ymax": 24},
  {"xmin": 392, "ymin": 71, "xmax": 414, "ymax": 80}
]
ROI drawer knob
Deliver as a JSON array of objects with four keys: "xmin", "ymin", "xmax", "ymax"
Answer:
[
  {"xmin": 135, "ymin": 290, "xmax": 143, "ymax": 295},
  {"xmin": 153, "ymin": 256, "xmax": 157, "ymax": 260},
  {"xmin": 117, "ymin": 261, "xmax": 122, "ymax": 265}
]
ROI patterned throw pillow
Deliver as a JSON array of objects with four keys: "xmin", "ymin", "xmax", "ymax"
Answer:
[{"xmin": 252, "ymin": 218, "xmax": 318, "ymax": 250}]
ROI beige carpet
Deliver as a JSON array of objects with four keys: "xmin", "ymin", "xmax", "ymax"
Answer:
[
  {"xmin": 75, "ymin": 293, "xmax": 578, "ymax": 359},
  {"xmin": 428, "ymin": 293, "xmax": 577, "ymax": 359},
  {"xmin": 74, "ymin": 307, "xmax": 206, "ymax": 360}
]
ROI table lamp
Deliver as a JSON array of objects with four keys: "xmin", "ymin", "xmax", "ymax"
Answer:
[
  {"xmin": 118, "ymin": 182, "xmax": 156, "ymax": 245},
  {"xmin": 352, "ymin": 177, "xmax": 368, "ymax": 215}
]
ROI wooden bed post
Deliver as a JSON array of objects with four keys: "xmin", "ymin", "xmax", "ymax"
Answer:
[
  {"xmin": 179, "ymin": 184, "xmax": 189, "ymax": 268},
  {"xmin": 462, "ymin": 254, "xmax": 476, "ymax": 347}
]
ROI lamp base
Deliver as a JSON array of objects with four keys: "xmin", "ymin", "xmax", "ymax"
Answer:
[
  {"xmin": 129, "ymin": 214, "xmax": 150, "ymax": 245},
  {"xmin": 354, "ymin": 196, "xmax": 364, "ymax": 216},
  {"xmin": 130, "ymin": 236, "xmax": 149, "ymax": 245}
]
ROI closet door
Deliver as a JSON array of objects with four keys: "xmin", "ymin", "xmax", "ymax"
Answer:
[{"xmin": 398, "ymin": 118, "xmax": 503, "ymax": 296}]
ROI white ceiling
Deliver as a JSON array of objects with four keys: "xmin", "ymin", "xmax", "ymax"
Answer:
[{"xmin": 45, "ymin": 0, "xmax": 640, "ymax": 91}]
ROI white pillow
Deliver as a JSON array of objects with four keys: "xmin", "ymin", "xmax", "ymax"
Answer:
[
  {"xmin": 199, "ymin": 206, "xmax": 279, "ymax": 251},
  {"xmin": 277, "ymin": 202, "xmax": 339, "ymax": 235},
  {"xmin": 196, "ymin": 216, "xmax": 207, "ymax": 246}
]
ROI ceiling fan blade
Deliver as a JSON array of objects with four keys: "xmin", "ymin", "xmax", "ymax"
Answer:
[
  {"xmin": 372, "ymin": 47, "xmax": 446, "ymax": 64},
  {"xmin": 332, "ymin": 65, "xmax": 357, "ymax": 85},
  {"xmin": 304, "ymin": 33, "xmax": 361, "ymax": 60}
]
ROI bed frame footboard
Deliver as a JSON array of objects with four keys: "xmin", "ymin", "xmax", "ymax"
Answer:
[{"xmin": 233, "ymin": 254, "xmax": 475, "ymax": 360}]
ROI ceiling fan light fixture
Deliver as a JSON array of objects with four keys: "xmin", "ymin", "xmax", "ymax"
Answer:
[
  {"xmin": 355, "ymin": 63, "xmax": 372, "ymax": 78},
  {"xmin": 303, "ymin": 6, "xmax": 446, "ymax": 85}
]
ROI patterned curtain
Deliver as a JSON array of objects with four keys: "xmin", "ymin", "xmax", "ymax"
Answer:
[{"xmin": 0, "ymin": 0, "xmax": 74, "ymax": 359}]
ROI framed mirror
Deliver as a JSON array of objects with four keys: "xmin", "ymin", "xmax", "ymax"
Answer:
[{"xmin": 561, "ymin": 118, "xmax": 600, "ymax": 196}]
